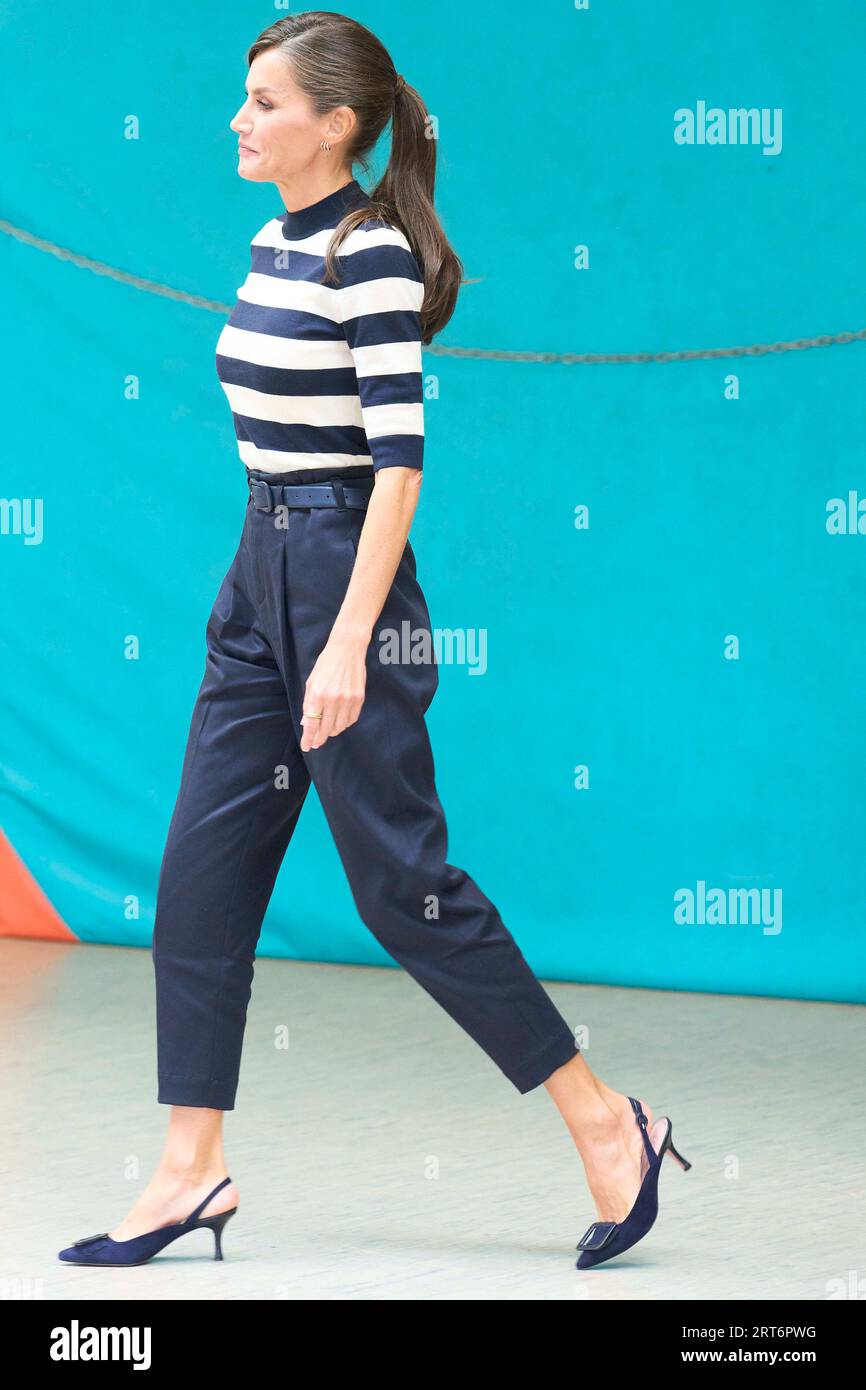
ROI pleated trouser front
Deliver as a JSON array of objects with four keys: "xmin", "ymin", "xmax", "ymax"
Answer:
[{"xmin": 152, "ymin": 483, "xmax": 578, "ymax": 1109}]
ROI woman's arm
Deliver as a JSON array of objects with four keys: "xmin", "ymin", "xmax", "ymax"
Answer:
[
  {"xmin": 300, "ymin": 465, "xmax": 423, "ymax": 751},
  {"xmin": 301, "ymin": 221, "xmax": 425, "ymax": 752}
]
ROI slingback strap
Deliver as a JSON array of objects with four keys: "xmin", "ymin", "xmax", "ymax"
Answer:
[
  {"xmin": 183, "ymin": 1176, "xmax": 233, "ymax": 1226},
  {"xmin": 628, "ymin": 1097, "xmax": 658, "ymax": 1167}
]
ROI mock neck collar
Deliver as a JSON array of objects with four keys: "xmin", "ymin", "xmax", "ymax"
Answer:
[{"xmin": 280, "ymin": 178, "xmax": 369, "ymax": 239}]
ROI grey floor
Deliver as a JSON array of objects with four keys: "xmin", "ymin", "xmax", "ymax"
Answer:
[{"xmin": 1, "ymin": 937, "xmax": 864, "ymax": 1301}]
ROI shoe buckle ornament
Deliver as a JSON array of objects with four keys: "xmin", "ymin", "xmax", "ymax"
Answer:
[
  {"xmin": 576, "ymin": 1220, "xmax": 618, "ymax": 1251},
  {"xmin": 72, "ymin": 1232, "xmax": 110, "ymax": 1247}
]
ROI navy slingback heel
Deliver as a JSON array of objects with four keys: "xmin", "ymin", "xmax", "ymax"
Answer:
[
  {"xmin": 575, "ymin": 1097, "xmax": 691, "ymax": 1270},
  {"xmin": 58, "ymin": 1176, "xmax": 237, "ymax": 1267}
]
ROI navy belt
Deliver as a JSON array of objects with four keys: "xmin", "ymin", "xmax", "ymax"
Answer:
[{"xmin": 248, "ymin": 476, "xmax": 374, "ymax": 513}]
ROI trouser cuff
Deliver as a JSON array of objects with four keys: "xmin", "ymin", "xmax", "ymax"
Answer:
[
  {"xmin": 157, "ymin": 1074, "xmax": 238, "ymax": 1110},
  {"xmin": 509, "ymin": 1032, "xmax": 579, "ymax": 1094}
]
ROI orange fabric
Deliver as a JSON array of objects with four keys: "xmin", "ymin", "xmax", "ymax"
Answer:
[{"xmin": 0, "ymin": 829, "xmax": 77, "ymax": 940}]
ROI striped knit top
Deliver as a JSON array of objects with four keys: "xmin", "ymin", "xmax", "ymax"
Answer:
[{"xmin": 215, "ymin": 178, "xmax": 425, "ymax": 482}]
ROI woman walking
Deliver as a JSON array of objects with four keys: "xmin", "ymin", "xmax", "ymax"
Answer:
[{"xmin": 59, "ymin": 10, "xmax": 689, "ymax": 1273}]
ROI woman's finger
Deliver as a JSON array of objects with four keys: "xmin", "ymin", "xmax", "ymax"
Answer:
[
  {"xmin": 300, "ymin": 687, "xmax": 328, "ymax": 750},
  {"xmin": 312, "ymin": 691, "xmax": 340, "ymax": 749},
  {"xmin": 331, "ymin": 696, "xmax": 360, "ymax": 737}
]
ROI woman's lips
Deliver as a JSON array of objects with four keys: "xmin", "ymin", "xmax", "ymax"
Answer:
[{"xmin": 238, "ymin": 145, "xmax": 257, "ymax": 156}]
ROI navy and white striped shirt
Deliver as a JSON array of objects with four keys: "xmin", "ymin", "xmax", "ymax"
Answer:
[{"xmin": 215, "ymin": 178, "xmax": 425, "ymax": 482}]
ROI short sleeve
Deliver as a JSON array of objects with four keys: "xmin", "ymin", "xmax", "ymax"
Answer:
[{"xmin": 337, "ymin": 231, "xmax": 425, "ymax": 473}]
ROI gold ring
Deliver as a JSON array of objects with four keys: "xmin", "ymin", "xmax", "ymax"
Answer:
[{"xmin": 303, "ymin": 711, "xmax": 323, "ymax": 720}]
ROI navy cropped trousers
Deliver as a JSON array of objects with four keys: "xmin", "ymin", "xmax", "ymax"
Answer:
[{"xmin": 152, "ymin": 475, "xmax": 577, "ymax": 1109}]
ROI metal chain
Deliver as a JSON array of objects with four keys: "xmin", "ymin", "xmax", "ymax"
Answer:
[
  {"xmin": 3, "ymin": 217, "xmax": 863, "ymax": 364},
  {"xmin": 425, "ymin": 332, "xmax": 866, "ymax": 363},
  {"xmin": 0, "ymin": 219, "xmax": 231, "ymax": 314}
]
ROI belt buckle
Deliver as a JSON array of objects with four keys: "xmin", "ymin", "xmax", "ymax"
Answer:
[{"xmin": 249, "ymin": 478, "xmax": 274, "ymax": 513}]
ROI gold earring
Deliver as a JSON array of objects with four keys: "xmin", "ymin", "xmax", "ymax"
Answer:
[{"xmin": 320, "ymin": 139, "xmax": 331, "ymax": 152}]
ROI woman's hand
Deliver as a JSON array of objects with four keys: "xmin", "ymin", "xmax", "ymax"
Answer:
[
  {"xmin": 300, "ymin": 468, "xmax": 423, "ymax": 752},
  {"xmin": 300, "ymin": 632, "xmax": 369, "ymax": 751}
]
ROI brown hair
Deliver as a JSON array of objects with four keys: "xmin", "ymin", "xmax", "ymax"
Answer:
[{"xmin": 247, "ymin": 11, "xmax": 463, "ymax": 344}]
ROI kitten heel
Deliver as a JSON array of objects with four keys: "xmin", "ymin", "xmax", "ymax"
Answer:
[
  {"xmin": 199, "ymin": 1207, "xmax": 236, "ymax": 1261},
  {"xmin": 666, "ymin": 1132, "xmax": 692, "ymax": 1171}
]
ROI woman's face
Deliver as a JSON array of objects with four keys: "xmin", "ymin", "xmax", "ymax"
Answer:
[{"xmin": 229, "ymin": 50, "xmax": 351, "ymax": 184}]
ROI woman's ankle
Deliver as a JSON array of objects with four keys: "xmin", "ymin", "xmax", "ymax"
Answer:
[{"xmin": 156, "ymin": 1156, "xmax": 228, "ymax": 1185}]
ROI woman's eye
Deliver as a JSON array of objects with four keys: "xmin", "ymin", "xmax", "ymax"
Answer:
[{"xmin": 256, "ymin": 99, "xmax": 272, "ymax": 110}]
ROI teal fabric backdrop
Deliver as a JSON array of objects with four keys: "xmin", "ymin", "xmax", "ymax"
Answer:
[{"xmin": 1, "ymin": 1, "xmax": 864, "ymax": 1000}]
